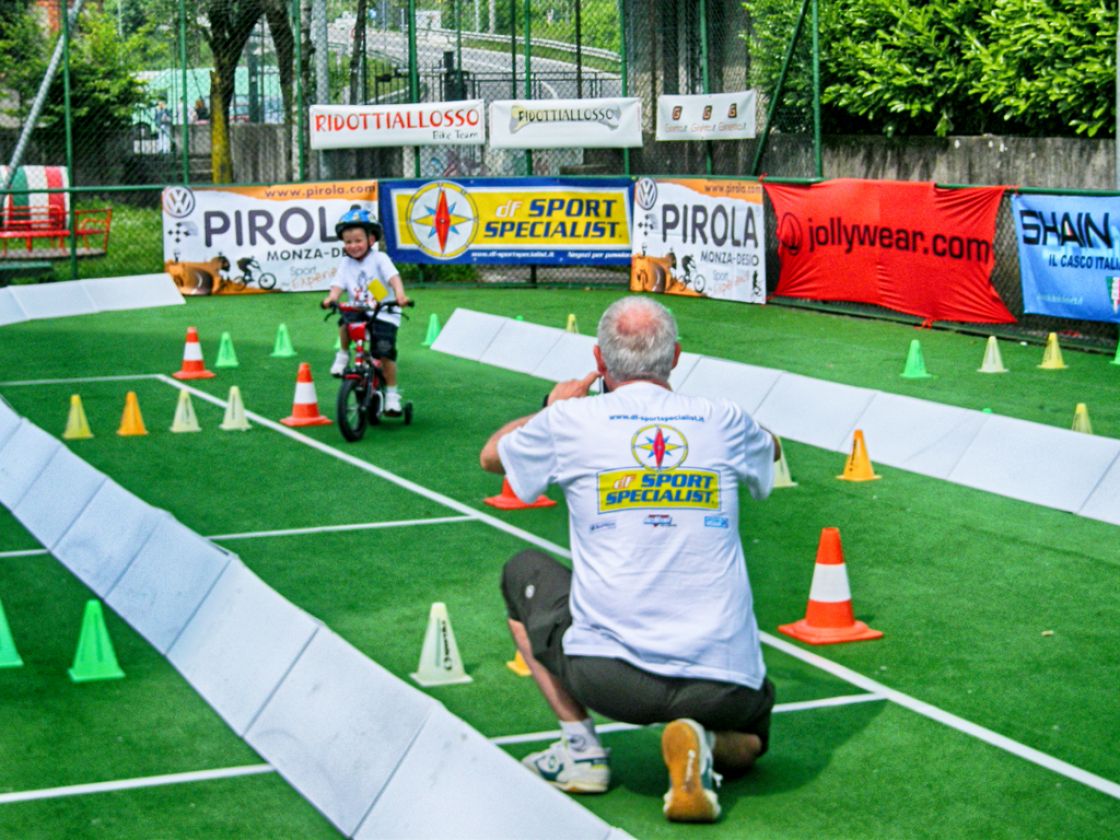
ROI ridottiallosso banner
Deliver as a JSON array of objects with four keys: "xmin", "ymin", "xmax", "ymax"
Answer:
[
  {"xmin": 380, "ymin": 177, "xmax": 632, "ymax": 265},
  {"xmin": 765, "ymin": 179, "xmax": 1014, "ymax": 324},
  {"xmin": 161, "ymin": 181, "xmax": 378, "ymax": 295},
  {"xmin": 309, "ymin": 101, "xmax": 485, "ymax": 149},
  {"xmin": 1011, "ymin": 193, "xmax": 1120, "ymax": 323},
  {"xmin": 488, "ymin": 98, "xmax": 642, "ymax": 149},
  {"xmin": 630, "ymin": 178, "xmax": 766, "ymax": 304},
  {"xmin": 655, "ymin": 91, "xmax": 757, "ymax": 141}
]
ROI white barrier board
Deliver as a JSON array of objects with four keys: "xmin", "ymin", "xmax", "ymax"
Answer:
[
  {"xmin": 13, "ymin": 445, "xmax": 107, "ymax": 550},
  {"xmin": 430, "ymin": 308, "xmax": 507, "ymax": 361},
  {"xmin": 0, "ymin": 420, "xmax": 61, "ymax": 509},
  {"xmin": 0, "ymin": 288, "xmax": 27, "ymax": 326},
  {"xmin": 9, "ymin": 280, "xmax": 98, "ymax": 320},
  {"xmin": 479, "ymin": 320, "xmax": 565, "ymax": 375},
  {"xmin": 853, "ymin": 393, "xmax": 987, "ymax": 479},
  {"xmin": 754, "ymin": 372, "xmax": 877, "ymax": 451},
  {"xmin": 675, "ymin": 357, "xmax": 781, "ymax": 414},
  {"xmin": 81, "ymin": 273, "xmax": 183, "ymax": 312}
]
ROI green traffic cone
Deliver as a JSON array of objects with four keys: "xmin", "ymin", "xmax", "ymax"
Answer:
[
  {"xmin": 270, "ymin": 323, "xmax": 296, "ymax": 358},
  {"xmin": 901, "ymin": 339, "xmax": 933, "ymax": 379},
  {"xmin": 422, "ymin": 313, "xmax": 442, "ymax": 347},
  {"xmin": 0, "ymin": 598, "xmax": 23, "ymax": 668},
  {"xmin": 333, "ymin": 333, "xmax": 341, "ymax": 351},
  {"xmin": 215, "ymin": 331, "xmax": 239, "ymax": 368},
  {"xmin": 1111, "ymin": 339, "xmax": 1120, "ymax": 366},
  {"xmin": 68, "ymin": 600, "xmax": 125, "ymax": 682}
]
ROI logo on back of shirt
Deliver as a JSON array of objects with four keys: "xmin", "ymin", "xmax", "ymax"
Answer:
[
  {"xmin": 631, "ymin": 424, "xmax": 688, "ymax": 469},
  {"xmin": 595, "ymin": 423, "xmax": 721, "ymax": 513}
]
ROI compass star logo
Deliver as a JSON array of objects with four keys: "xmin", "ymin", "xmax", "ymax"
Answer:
[
  {"xmin": 405, "ymin": 180, "xmax": 478, "ymax": 260},
  {"xmin": 631, "ymin": 424, "xmax": 688, "ymax": 470}
]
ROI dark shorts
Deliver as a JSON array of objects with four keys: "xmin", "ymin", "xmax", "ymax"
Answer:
[
  {"xmin": 342, "ymin": 313, "xmax": 398, "ymax": 361},
  {"xmin": 501, "ymin": 549, "xmax": 775, "ymax": 753}
]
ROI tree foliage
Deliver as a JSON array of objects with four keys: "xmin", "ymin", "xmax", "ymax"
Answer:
[{"xmin": 743, "ymin": 0, "xmax": 1118, "ymax": 137}]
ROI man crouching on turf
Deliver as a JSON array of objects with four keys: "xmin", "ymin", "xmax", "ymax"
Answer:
[
  {"xmin": 480, "ymin": 296, "xmax": 780, "ymax": 823},
  {"xmin": 321, "ymin": 206, "xmax": 410, "ymax": 415}
]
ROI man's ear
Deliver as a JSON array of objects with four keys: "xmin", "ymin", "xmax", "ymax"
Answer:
[
  {"xmin": 593, "ymin": 345, "xmax": 608, "ymax": 375},
  {"xmin": 671, "ymin": 342, "xmax": 681, "ymax": 369}
]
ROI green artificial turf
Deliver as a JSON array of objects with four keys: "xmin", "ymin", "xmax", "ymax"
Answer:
[{"xmin": 2, "ymin": 288, "xmax": 1118, "ymax": 838}]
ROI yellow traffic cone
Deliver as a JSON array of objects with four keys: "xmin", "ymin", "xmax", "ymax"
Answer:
[
  {"xmin": 62, "ymin": 394, "xmax": 94, "ymax": 440},
  {"xmin": 219, "ymin": 386, "xmax": 251, "ymax": 431},
  {"xmin": 1072, "ymin": 403, "xmax": 1093, "ymax": 434},
  {"xmin": 977, "ymin": 336, "xmax": 1009, "ymax": 374},
  {"xmin": 837, "ymin": 429, "xmax": 881, "ymax": 482},
  {"xmin": 170, "ymin": 389, "xmax": 201, "ymax": 433},
  {"xmin": 506, "ymin": 650, "xmax": 531, "ymax": 677},
  {"xmin": 117, "ymin": 392, "xmax": 148, "ymax": 436},
  {"xmin": 1038, "ymin": 332, "xmax": 1067, "ymax": 370},
  {"xmin": 565, "ymin": 313, "xmax": 580, "ymax": 334},
  {"xmin": 410, "ymin": 602, "xmax": 472, "ymax": 687}
]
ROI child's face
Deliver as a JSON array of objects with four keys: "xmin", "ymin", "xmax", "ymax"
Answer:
[{"xmin": 342, "ymin": 227, "xmax": 372, "ymax": 260}]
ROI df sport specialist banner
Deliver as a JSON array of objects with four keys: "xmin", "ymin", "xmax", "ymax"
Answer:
[
  {"xmin": 1012, "ymin": 192, "xmax": 1120, "ymax": 323},
  {"xmin": 766, "ymin": 179, "xmax": 1014, "ymax": 324},
  {"xmin": 380, "ymin": 177, "xmax": 631, "ymax": 265},
  {"xmin": 630, "ymin": 178, "xmax": 766, "ymax": 304},
  {"xmin": 161, "ymin": 181, "xmax": 378, "ymax": 295}
]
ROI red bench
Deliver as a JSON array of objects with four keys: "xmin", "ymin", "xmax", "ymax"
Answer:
[{"xmin": 0, "ymin": 205, "xmax": 113, "ymax": 258}]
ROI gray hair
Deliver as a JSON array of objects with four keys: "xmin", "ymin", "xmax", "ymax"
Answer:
[{"xmin": 596, "ymin": 296, "xmax": 678, "ymax": 382}]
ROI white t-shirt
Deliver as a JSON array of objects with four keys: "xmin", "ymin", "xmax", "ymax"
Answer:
[
  {"xmin": 332, "ymin": 249, "xmax": 402, "ymax": 326},
  {"xmin": 498, "ymin": 382, "xmax": 774, "ymax": 688}
]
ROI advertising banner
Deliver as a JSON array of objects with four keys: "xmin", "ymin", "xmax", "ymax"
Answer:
[
  {"xmin": 161, "ymin": 181, "xmax": 378, "ymax": 295},
  {"xmin": 380, "ymin": 177, "xmax": 631, "ymax": 265},
  {"xmin": 765, "ymin": 179, "xmax": 1014, "ymax": 323},
  {"xmin": 656, "ymin": 91, "xmax": 757, "ymax": 141},
  {"xmin": 629, "ymin": 178, "xmax": 766, "ymax": 304},
  {"xmin": 1011, "ymin": 193, "xmax": 1120, "ymax": 323},
  {"xmin": 309, "ymin": 101, "xmax": 485, "ymax": 149},
  {"xmin": 488, "ymin": 98, "xmax": 642, "ymax": 149}
]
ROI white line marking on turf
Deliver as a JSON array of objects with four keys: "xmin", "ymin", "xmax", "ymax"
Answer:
[
  {"xmin": 0, "ymin": 548, "xmax": 49, "ymax": 559},
  {"xmin": 207, "ymin": 515, "xmax": 474, "ymax": 542},
  {"xmin": 153, "ymin": 375, "xmax": 1120, "ymax": 803},
  {"xmin": 0, "ymin": 374, "xmax": 162, "ymax": 387},
  {"xmin": 760, "ymin": 631, "xmax": 1120, "ymax": 801},
  {"xmin": 1, "ymin": 694, "xmax": 882, "ymax": 803},
  {"xmin": 156, "ymin": 376, "xmax": 573, "ymax": 559},
  {"xmin": 489, "ymin": 694, "xmax": 888, "ymax": 746},
  {"xmin": 0, "ymin": 764, "xmax": 274, "ymax": 805}
]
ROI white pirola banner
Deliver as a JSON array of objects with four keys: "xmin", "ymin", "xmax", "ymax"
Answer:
[
  {"xmin": 489, "ymin": 97, "xmax": 642, "ymax": 149},
  {"xmin": 309, "ymin": 101, "xmax": 485, "ymax": 149},
  {"xmin": 656, "ymin": 91, "xmax": 757, "ymax": 141}
]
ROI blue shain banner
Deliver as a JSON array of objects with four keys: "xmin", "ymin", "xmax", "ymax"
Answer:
[
  {"xmin": 379, "ymin": 177, "xmax": 632, "ymax": 265},
  {"xmin": 1011, "ymin": 193, "xmax": 1120, "ymax": 323}
]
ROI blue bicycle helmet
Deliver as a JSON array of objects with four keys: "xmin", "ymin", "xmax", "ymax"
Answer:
[{"xmin": 335, "ymin": 206, "xmax": 382, "ymax": 241}]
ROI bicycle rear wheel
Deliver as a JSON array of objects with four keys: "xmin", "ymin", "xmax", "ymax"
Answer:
[{"xmin": 337, "ymin": 378, "xmax": 369, "ymax": 442}]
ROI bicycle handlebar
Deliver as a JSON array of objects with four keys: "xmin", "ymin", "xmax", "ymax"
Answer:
[{"xmin": 322, "ymin": 299, "xmax": 415, "ymax": 320}]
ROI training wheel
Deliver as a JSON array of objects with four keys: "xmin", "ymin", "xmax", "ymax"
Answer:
[{"xmin": 403, "ymin": 401, "xmax": 414, "ymax": 425}]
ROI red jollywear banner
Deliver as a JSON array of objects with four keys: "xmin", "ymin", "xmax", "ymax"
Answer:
[{"xmin": 765, "ymin": 179, "xmax": 1014, "ymax": 323}]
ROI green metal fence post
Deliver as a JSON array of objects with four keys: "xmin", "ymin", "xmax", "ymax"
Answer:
[
  {"xmin": 812, "ymin": 0, "xmax": 822, "ymax": 178},
  {"xmin": 61, "ymin": 0, "xmax": 77, "ymax": 279},
  {"xmin": 750, "ymin": 0, "xmax": 811, "ymax": 176},
  {"xmin": 700, "ymin": 0, "xmax": 712, "ymax": 175},
  {"xmin": 178, "ymin": 0, "xmax": 190, "ymax": 184},
  {"xmin": 408, "ymin": 0, "xmax": 419, "ymax": 177},
  {"xmin": 618, "ymin": 0, "xmax": 630, "ymax": 178},
  {"xmin": 523, "ymin": 0, "xmax": 532, "ymax": 177},
  {"xmin": 293, "ymin": 0, "xmax": 307, "ymax": 180}
]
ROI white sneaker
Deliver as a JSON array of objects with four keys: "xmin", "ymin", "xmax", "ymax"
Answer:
[
  {"xmin": 521, "ymin": 740, "xmax": 610, "ymax": 794},
  {"xmin": 662, "ymin": 718, "xmax": 721, "ymax": 822},
  {"xmin": 330, "ymin": 350, "xmax": 349, "ymax": 377},
  {"xmin": 384, "ymin": 390, "xmax": 402, "ymax": 415}
]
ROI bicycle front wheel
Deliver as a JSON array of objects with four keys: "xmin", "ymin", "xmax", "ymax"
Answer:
[
  {"xmin": 258, "ymin": 272, "xmax": 277, "ymax": 290},
  {"xmin": 337, "ymin": 378, "xmax": 369, "ymax": 442}
]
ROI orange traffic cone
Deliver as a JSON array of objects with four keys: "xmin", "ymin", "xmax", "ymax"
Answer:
[
  {"xmin": 280, "ymin": 362, "xmax": 332, "ymax": 427},
  {"xmin": 837, "ymin": 429, "xmax": 881, "ymax": 482},
  {"xmin": 484, "ymin": 477, "xmax": 556, "ymax": 510},
  {"xmin": 779, "ymin": 527, "xmax": 882, "ymax": 645},
  {"xmin": 171, "ymin": 327, "xmax": 216, "ymax": 380}
]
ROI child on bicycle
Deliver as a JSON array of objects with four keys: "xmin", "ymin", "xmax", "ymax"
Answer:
[{"xmin": 321, "ymin": 207, "xmax": 411, "ymax": 415}]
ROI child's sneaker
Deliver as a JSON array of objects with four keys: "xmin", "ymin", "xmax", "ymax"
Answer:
[
  {"xmin": 662, "ymin": 718, "xmax": 721, "ymax": 822},
  {"xmin": 384, "ymin": 391, "xmax": 402, "ymax": 415},
  {"xmin": 330, "ymin": 350, "xmax": 349, "ymax": 377},
  {"xmin": 521, "ymin": 740, "xmax": 610, "ymax": 793}
]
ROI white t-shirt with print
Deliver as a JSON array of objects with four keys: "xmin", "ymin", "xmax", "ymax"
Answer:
[
  {"xmin": 498, "ymin": 382, "xmax": 774, "ymax": 688},
  {"xmin": 332, "ymin": 249, "xmax": 402, "ymax": 326}
]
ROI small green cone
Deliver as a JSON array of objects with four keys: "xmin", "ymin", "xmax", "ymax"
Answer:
[
  {"xmin": 901, "ymin": 339, "xmax": 933, "ymax": 379},
  {"xmin": 270, "ymin": 323, "xmax": 296, "ymax": 358},
  {"xmin": 1111, "ymin": 340, "xmax": 1120, "ymax": 366},
  {"xmin": 332, "ymin": 333, "xmax": 341, "ymax": 351},
  {"xmin": 0, "ymin": 598, "xmax": 23, "ymax": 668},
  {"xmin": 515, "ymin": 315, "xmax": 524, "ymax": 321},
  {"xmin": 68, "ymin": 600, "xmax": 125, "ymax": 682},
  {"xmin": 215, "ymin": 331, "xmax": 239, "ymax": 368},
  {"xmin": 422, "ymin": 313, "xmax": 442, "ymax": 347}
]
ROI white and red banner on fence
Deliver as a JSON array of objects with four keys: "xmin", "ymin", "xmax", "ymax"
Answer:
[
  {"xmin": 655, "ymin": 91, "xmax": 757, "ymax": 141},
  {"xmin": 489, "ymin": 97, "xmax": 642, "ymax": 149},
  {"xmin": 309, "ymin": 101, "xmax": 485, "ymax": 150},
  {"xmin": 765, "ymin": 179, "xmax": 1014, "ymax": 324}
]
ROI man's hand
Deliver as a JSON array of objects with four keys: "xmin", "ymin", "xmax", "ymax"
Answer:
[{"xmin": 545, "ymin": 371, "xmax": 599, "ymax": 406}]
